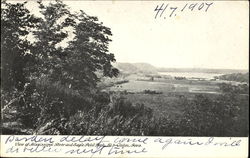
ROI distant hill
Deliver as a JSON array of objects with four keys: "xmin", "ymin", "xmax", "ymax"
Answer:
[
  {"xmin": 113, "ymin": 62, "xmax": 158, "ymax": 74},
  {"xmin": 113, "ymin": 62, "xmax": 248, "ymax": 75},
  {"xmin": 133, "ymin": 63, "xmax": 158, "ymax": 74}
]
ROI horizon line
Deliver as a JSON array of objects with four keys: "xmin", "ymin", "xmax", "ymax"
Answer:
[{"xmin": 114, "ymin": 61, "xmax": 249, "ymax": 71}]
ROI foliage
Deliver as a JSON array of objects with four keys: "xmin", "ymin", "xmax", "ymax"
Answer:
[
  {"xmin": 32, "ymin": 0, "xmax": 119, "ymax": 90},
  {"xmin": 1, "ymin": 0, "xmax": 118, "ymax": 133},
  {"xmin": 1, "ymin": 1, "xmax": 39, "ymax": 91},
  {"xmin": 30, "ymin": 95, "xmax": 157, "ymax": 136},
  {"xmin": 218, "ymin": 82, "xmax": 249, "ymax": 95},
  {"xmin": 179, "ymin": 90, "xmax": 248, "ymax": 136},
  {"xmin": 215, "ymin": 72, "xmax": 249, "ymax": 83},
  {"xmin": 143, "ymin": 90, "xmax": 162, "ymax": 94}
]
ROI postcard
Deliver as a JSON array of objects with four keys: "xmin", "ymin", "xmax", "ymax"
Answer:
[{"xmin": 1, "ymin": 0, "xmax": 249, "ymax": 157}]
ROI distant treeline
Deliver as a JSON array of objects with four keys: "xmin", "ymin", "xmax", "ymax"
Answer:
[
  {"xmin": 215, "ymin": 73, "xmax": 249, "ymax": 83},
  {"xmin": 157, "ymin": 67, "xmax": 248, "ymax": 74},
  {"xmin": 114, "ymin": 62, "xmax": 248, "ymax": 75}
]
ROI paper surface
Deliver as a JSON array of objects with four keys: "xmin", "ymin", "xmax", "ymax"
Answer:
[
  {"xmin": 1, "ymin": 135, "xmax": 249, "ymax": 157},
  {"xmin": 1, "ymin": 0, "xmax": 249, "ymax": 157}
]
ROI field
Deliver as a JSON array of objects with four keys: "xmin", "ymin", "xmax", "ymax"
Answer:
[
  {"xmin": 101, "ymin": 72, "xmax": 249, "ymax": 135},
  {"xmin": 120, "ymin": 92, "xmax": 220, "ymax": 119},
  {"xmin": 109, "ymin": 80, "xmax": 220, "ymax": 94},
  {"xmin": 104, "ymin": 72, "xmax": 223, "ymax": 117},
  {"xmin": 107, "ymin": 79, "xmax": 220, "ymax": 119}
]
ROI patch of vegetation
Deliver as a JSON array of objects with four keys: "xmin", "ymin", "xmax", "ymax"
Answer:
[
  {"xmin": 115, "ymin": 80, "xmax": 129, "ymax": 85},
  {"xmin": 218, "ymin": 82, "xmax": 249, "ymax": 94},
  {"xmin": 215, "ymin": 73, "xmax": 249, "ymax": 83},
  {"xmin": 1, "ymin": 0, "xmax": 118, "ymax": 134},
  {"xmin": 174, "ymin": 76, "xmax": 186, "ymax": 80},
  {"xmin": 143, "ymin": 90, "xmax": 163, "ymax": 94},
  {"xmin": 179, "ymin": 92, "xmax": 248, "ymax": 136}
]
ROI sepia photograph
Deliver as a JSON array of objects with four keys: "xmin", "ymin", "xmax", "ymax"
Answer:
[{"xmin": 1, "ymin": 0, "xmax": 249, "ymax": 139}]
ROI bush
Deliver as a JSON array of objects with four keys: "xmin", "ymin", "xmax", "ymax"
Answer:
[
  {"xmin": 144, "ymin": 90, "xmax": 162, "ymax": 94},
  {"xmin": 179, "ymin": 93, "xmax": 248, "ymax": 136},
  {"xmin": 215, "ymin": 73, "xmax": 249, "ymax": 83},
  {"xmin": 34, "ymin": 95, "xmax": 157, "ymax": 136},
  {"xmin": 218, "ymin": 83, "xmax": 249, "ymax": 94}
]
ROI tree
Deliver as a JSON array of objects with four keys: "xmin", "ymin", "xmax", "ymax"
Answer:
[
  {"xmin": 30, "ymin": 0, "xmax": 119, "ymax": 121},
  {"xmin": 1, "ymin": 1, "xmax": 41, "ymax": 131},
  {"xmin": 1, "ymin": 1, "xmax": 39, "ymax": 91},
  {"xmin": 64, "ymin": 10, "xmax": 119, "ymax": 91},
  {"xmin": 31, "ymin": 0, "xmax": 74, "ymax": 81},
  {"xmin": 1, "ymin": 0, "xmax": 119, "ymax": 133},
  {"xmin": 32, "ymin": 0, "xmax": 118, "ymax": 92}
]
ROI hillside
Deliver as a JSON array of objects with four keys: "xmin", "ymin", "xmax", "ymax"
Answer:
[
  {"xmin": 113, "ymin": 62, "xmax": 158, "ymax": 74},
  {"xmin": 215, "ymin": 72, "xmax": 249, "ymax": 83},
  {"xmin": 113, "ymin": 62, "xmax": 248, "ymax": 76}
]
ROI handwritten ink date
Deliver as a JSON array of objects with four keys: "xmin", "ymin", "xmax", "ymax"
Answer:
[{"xmin": 154, "ymin": 2, "xmax": 213, "ymax": 19}]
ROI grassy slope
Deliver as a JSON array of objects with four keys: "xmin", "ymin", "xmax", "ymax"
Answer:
[{"xmin": 121, "ymin": 92, "xmax": 219, "ymax": 120}]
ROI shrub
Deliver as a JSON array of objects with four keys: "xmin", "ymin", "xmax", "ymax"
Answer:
[
  {"xmin": 179, "ymin": 93, "xmax": 248, "ymax": 136},
  {"xmin": 34, "ymin": 95, "xmax": 157, "ymax": 136},
  {"xmin": 144, "ymin": 90, "xmax": 162, "ymax": 94}
]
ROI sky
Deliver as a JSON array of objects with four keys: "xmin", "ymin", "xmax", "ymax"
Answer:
[{"xmin": 27, "ymin": 1, "xmax": 249, "ymax": 70}]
